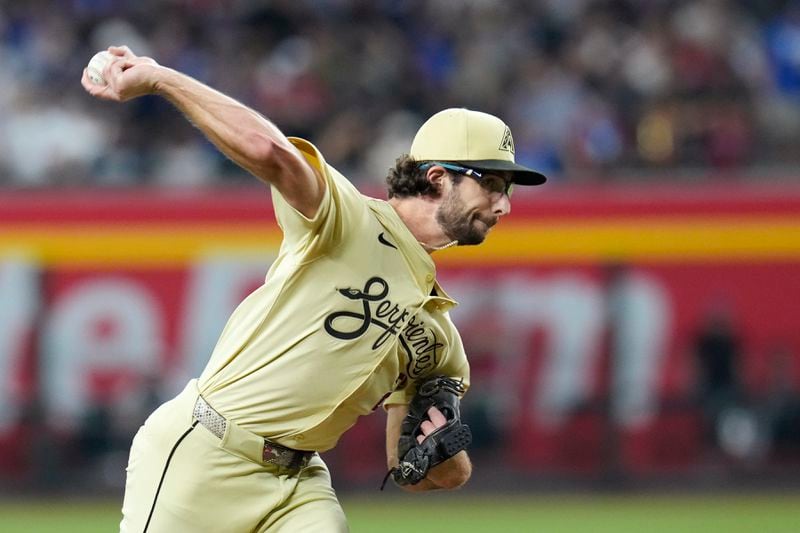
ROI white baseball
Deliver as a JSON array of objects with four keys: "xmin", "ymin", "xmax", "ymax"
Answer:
[{"xmin": 86, "ymin": 51, "xmax": 112, "ymax": 85}]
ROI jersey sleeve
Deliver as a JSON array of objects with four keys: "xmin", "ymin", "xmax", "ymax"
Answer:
[
  {"xmin": 271, "ymin": 137, "xmax": 370, "ymax": 261},
  {"xmin": 384, "ymin": 313, "xmax": 471, "ymax": 406}
]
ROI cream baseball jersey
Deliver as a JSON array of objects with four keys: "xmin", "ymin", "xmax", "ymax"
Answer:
[{"xmin": 197, "ymin": 138, "xmax": 470, "ymax": 452}]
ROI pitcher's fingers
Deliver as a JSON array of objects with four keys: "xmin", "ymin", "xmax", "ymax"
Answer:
[
  {"xmin": 427, "ymin": 406, "xmax": 447, "ymax": 427},
  {"xmin": 108, "ymin": 45, "xmax": 134, "ymax": 59},
  {"xmin": 416, "ymin": 420, "xmax": 436, "ymax": 444},
  {"xmin": 421, "ymin": 420, "xmax": 437, "ymax": 435},
  {"xmin": 81, "ymin": 69, "xmax": 108, "ymax": 96},
  {"xmin": 104, "ymin": 56, "xmax": 126, "ymax": 89},
  {"xmin": 80, "ymin": 68, "xmax": 95, "ymax": 90}
]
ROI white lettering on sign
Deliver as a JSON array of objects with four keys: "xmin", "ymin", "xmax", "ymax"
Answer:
[
  {"xmin": 446, "ymin": 270, "xmax": 670, "ymax": 430},
  {"xmin": 5, "ymin": 260, "xmax": 670, "ymax": 432},
  {"xmin": 607, "ymin": 271, "xmax": 670, "ymax": 428},
  {"xmin": 0, "ymin": 257, "xmax": 39, "ymax": 432},
  {"xmin": 41, "ymin": 277, "xmax": 164, "ymax": 428}
]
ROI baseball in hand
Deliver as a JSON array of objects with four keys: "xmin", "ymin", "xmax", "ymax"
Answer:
[{"xmin": 86, "ymin": 51, "xmax": 112, "ymax": 85}]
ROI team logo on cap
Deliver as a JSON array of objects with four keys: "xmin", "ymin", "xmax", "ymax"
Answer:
[{"xmin": 499, "ymin": 126, "xmax": 515, "ymax": 154}]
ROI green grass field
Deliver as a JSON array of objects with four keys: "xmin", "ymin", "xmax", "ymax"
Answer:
[{"xmin": 1, "ymin": 493, "xmax": 798, "ymax": 532}]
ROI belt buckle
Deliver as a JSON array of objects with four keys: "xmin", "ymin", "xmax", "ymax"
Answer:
[
  {"xmin": 262, "ymin": 441, "xmax": 310, "ymax": 469},
  {"xmin": 262, "ymin": 443, "xmax": 281, "ymax": 465}
]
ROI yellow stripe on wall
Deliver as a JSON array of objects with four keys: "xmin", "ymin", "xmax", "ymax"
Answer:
[
  {"xmin": 438, "ymin": 217, "xmax": 800, "ymax": 265},
  {"xmin": 0, "ymin": 217, "xmax": 799, "ymax": 267},
  {"xmin": 0, "ymin": 225, "xmax": 282, "ymax": 267}
]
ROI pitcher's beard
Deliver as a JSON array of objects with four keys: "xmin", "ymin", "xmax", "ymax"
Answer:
[{"xmin": 435, "ymin": 191, "xmax": 489, "ymax": 246}]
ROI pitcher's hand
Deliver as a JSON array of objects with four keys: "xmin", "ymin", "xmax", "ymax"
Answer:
[{"xmin": 81, "ymin": 46, "xmax": 160, "ymax": 102}]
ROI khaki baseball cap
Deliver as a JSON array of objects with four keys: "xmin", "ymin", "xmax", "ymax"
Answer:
[{"xmin": 409, "ymin": 108, "xmax": 546, "ymax": 186}]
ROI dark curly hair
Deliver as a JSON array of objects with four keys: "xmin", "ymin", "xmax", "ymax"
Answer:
[{"xmin": 385, "ymin": 155, "xmax": 463, "ymax": 199}]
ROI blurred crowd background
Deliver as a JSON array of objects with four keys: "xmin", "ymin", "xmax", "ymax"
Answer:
[
  {"xmin": 1, "ymin": 0, "xmax": 800, "ymax": 501},
  {"xmin": 3, "ymin": 0, "xmax": 800, "ymax": 188}
]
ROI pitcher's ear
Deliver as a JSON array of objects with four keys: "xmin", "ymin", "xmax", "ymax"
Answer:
[{"xmin": 425, "ymin": 165, "xmax": 449, "ymax": 196}]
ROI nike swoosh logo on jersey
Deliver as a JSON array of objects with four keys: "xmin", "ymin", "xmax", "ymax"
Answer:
[{"xmin": 378, "ymin": 232, "xmax": 397, "ymax": 249}]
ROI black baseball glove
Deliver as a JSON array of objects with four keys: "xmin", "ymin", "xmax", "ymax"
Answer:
[{"xmin": 383, "ymin": 375, "xmax": 472, "ymax": 488}]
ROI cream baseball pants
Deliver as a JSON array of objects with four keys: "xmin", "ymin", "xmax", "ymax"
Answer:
[{"xmin": 119, "ymin": 380, "xmax": 348, "ymax": 532}]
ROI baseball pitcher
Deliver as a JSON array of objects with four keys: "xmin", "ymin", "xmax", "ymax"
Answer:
[{"xmin": 81, "ymin": 45, "xmax": 546, "ymax": 532}]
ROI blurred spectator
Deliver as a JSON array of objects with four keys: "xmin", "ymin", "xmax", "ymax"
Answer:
[
  {"xmin": 76, "ymin": 395, "xmax": 114, "ymax": 465},
  {"xmin": 692, "ymin": 301, "xmax": 743, "ymax": 454},
  {"xmin": 0, "ymin": 89, "xmax": 111, "ymax": 186},
  {"xmin": 1, "ymin": 0, "xmax": 800, "ymax": 187},
  {"xmin": 761, "ymin": 342, "xmax": 800, "ymax": 457}
]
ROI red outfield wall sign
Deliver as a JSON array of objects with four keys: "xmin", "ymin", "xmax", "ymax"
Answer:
[{"xmin": 0, "ymin": 184, "xmax": 799, "ymax": 474}]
